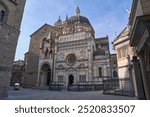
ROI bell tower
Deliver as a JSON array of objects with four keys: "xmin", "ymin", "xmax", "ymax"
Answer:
[{"xmin": 0, "ymin": 0, "xmax": 26, "ymax": 98}]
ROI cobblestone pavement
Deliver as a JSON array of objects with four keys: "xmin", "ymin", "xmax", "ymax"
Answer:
[{"xmin": 5, "ymin": 88, "xmax": 137, "ymax": 100}]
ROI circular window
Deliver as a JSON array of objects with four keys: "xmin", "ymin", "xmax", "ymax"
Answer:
[{"xmin": 66, "ymin": 54, "xmax": 76, "ymax": 66}]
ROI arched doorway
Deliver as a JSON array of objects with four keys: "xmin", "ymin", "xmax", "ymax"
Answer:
[
  {"xmin": 68, "ymin": 75, "xmax": 74, "ymax": 85},
  {"xmin": 47, "ymin": 68, "xmax": 51, "ymax": 85},
  {"xmin": 40, "ymin": 64, "xmax": 52, "ymax": 87}
]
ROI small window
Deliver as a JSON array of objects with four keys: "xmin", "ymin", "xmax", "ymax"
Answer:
[
  {"xmin": 0, "ymin": 10, "xmax": 5, "ymax": 22},
  {"xmin": 99, "ymin": 67, "xmax": 102, "ymax": 77},
  {"xmin": 58, "ymin": 75, "xmax": 63, "ymax": 83}
]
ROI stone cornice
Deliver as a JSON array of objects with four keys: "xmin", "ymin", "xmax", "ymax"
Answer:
[
  {"xmin": 58, "ymin": 38, "xmax": 89, "ymax": 45},
  {"xmin": 130, "ymin": 15, "xmax": 150, "ymax": 47},
  {"xmin": 113, "ymin": 36, "xmax": 129, "ymax": 48}
]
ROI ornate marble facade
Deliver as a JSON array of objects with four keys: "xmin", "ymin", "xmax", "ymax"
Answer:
[{"xmin": 23, "ymin": 7, "xmax": 112, "ymax": 88}]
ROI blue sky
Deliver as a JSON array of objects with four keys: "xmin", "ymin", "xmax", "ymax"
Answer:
[{"xmin": 15, "ymin": 0, "xmax": 132, "ymax": 60}]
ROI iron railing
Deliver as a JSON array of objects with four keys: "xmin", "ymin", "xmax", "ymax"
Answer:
[
  {"xmin": 103, "ymin": 78, "xmax": 134, "ymax": 97},
  {"xmin": 67, "ymin": 81, "xmax": 103, "ymax": 91},
  {"xmin": 49, "ymin": 77, "xmax": 134, "ymax": 97},
  {"xmin": 49, "ymin": 82, "xmax": 64, "ymax": 91}
]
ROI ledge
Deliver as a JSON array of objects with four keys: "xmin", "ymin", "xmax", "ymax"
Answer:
[{"xmin": 130, "ymin": 15, "xmax": 150, "ymax": 47}]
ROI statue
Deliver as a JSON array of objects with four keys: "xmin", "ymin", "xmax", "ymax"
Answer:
[
  {"xmin": 39, "ymin": 32, "xmax": 54, "ymax": 59},
  {"xmin": 49, "ymin": 48, "xmax": 53, "ymax": 58}
]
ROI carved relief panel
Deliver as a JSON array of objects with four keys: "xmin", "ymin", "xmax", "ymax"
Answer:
[
  {"xmin": 57, "ymin": 53, "xmax": 65, "ymax": 61},
  {"xmin": 79, "ymin": 50, "xmax": 87, "ymax": 60}
]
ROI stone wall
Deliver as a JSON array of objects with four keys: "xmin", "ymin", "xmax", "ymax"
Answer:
[{"xmin": 23, "ymin": 24, "xmax": 61, "ymax": 87}]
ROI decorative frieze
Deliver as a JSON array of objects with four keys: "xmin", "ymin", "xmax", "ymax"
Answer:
[{"xmin": 59, "ymin": 32, "xmax": 91, "ymax": 43}]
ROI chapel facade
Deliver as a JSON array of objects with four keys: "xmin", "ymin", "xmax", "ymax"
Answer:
[{"xmin": 23, "ymin": 7, "xmax": 113, "ymax": 88}]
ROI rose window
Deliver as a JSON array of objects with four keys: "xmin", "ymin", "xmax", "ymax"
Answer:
[{"xmin": 66, "ymin": 54, "xmax": 76, "ymax": 66}]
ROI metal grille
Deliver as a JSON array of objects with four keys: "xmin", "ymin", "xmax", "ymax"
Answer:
[
  {"xmin": 67, "ymin": 81, "xmax": 103, "ymax": 91},
  {"xmin": 49, "ymin": 82, "xmax": 64, "ymax": 91},
  {"xmin": 103, "ymin": 78, "xmax": 134, "ymax": 97}
]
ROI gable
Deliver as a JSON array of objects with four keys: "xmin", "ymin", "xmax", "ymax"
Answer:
[{"xmin": 30, "ymin": 23, "xmax": 62, "ymax": 38}]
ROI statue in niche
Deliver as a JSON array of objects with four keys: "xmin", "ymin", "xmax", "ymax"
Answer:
[
  {"xmin": 44, "ymin": 47, "xmax": 49, "ymax": 58},
  {"xmin": 40, "ymin": 32, "xmax": 54, "ymax": 59},
  {"xmin": 72, "ymin": 26, "xmax": 75, "ymax": 33},
  {"xmin": 69, "ymin": 26, "xmax": 75, "ymax": 33},
  {"xmin": 49, "ymin": 48, "xmax": 53, "ymax": 58}
]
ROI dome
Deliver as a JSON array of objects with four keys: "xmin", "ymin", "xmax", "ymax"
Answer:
[
  {"xmin": 67, "ymin": 15, "xmax": 91, "ymax": 25},
  {"xmin": 54, "ymin": 16, "xmax": 62, "ymax": 26},
  {"xmin": 66, "ymin": 6, "xmax": 91, "ymax": 25},
  {"xmin": 62, "ymin": 6, "xmax": 95, "ymax": 35}
]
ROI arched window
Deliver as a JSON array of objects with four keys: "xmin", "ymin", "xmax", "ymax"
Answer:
[
  {"xmin": 113, "ymin": 71, "xmax": 118, "ymax": 77},
  {"xmin": 98, "ymin": 67, "xmax": 102, "ymax": 77},
  {"xmin": 0, "ymin": 10, "xmax": 5, "ymax": 22}
]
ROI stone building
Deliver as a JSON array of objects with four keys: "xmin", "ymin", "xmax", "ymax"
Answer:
[
  {"xmin": 23, "ymin": 7, "xmax": 112, "ymax": 89},
  {"xmin": 129, "ymin": 0, "xmax": 150, "ymax": 99},
  {"xmin": 112, "ymin": 26, "xmax": 137, "ymax": 96},
  {"xmin": 112, "ymin": 27, "xmax": 136, "ymax": 79},
  {"xmin": 0, "ymin": 0, "xmax": 26, "ymax": 97}
]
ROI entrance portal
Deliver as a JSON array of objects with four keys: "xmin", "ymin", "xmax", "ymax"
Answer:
[
  {"xmin": 40, "ymin": 64, "xmax": 52, "ymax": 87},
  {"xmin": 47, "ymin": 68, "xmax": 51, "ymax": 86},
  {"xmin": 68, "ymin": 75, "xmax": 74, "ymax": 85}
]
